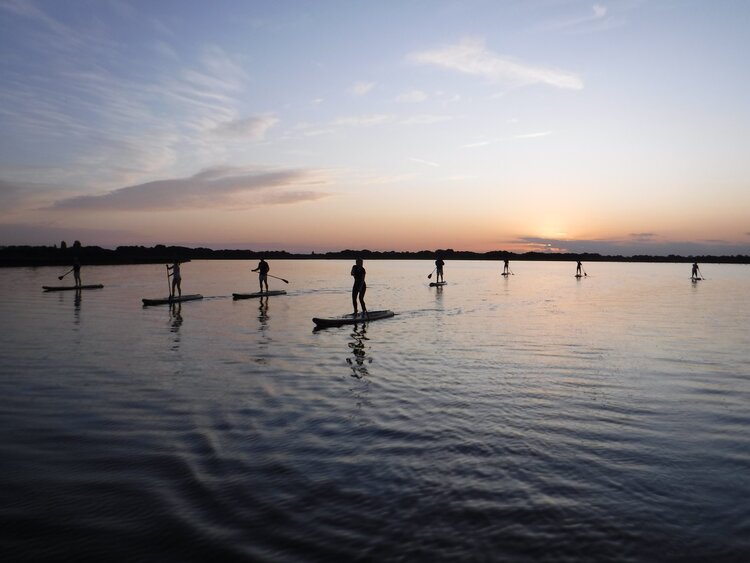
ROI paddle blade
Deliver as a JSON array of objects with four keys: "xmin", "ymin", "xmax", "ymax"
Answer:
[
  {"xmin": 427, "ymin": 273, "xmax": 433, "ymax": 279},
  {"xmin": 280, "ymin": 278, "xmax": 289, "ymax": 284},
  {"xmin": 58, "ymin": 275, "xmax": 64, "ymax": 280}
]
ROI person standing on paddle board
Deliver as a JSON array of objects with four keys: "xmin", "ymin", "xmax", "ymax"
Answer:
[
  {"xmin": 576, "ymin": 261, "xmax": 583, "ymax": 277},
  {"xmin": 435, "ymin": 257, "xmax": 445, "ymax": 283},
  {"xmin": 691, "ymin": 262, "xmax": 701, "ymax": 280},
  {"xmin": 351, "ymin": 258, "xmax": 367, "ymax": 317},
  {"xmin": 252, "ymin": 258, "xmax": 270, "ymax": 293},
  {"xmin": 502, "ymin": 259, "xmax": 510, "ymax": 276},
  {"xmin": 167, "ymin": 261, "xmax": 182, "ymax": 297},
  {"xmin": 72, "ymin": 257, "xmax": 82, "ymax": 288}
]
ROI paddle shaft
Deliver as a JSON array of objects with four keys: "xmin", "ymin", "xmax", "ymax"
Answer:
[
  {"xmin": 268, "ymin": 274, "xmax": 289, "ymax": 284},
  {"xmin": 166, "ymin": 265, "xmax": 172, "ymax": 298}
]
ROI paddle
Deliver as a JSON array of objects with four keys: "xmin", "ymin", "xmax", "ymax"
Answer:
[
  {"xmin": 57, "ymin": 268, "xmax": 74, "ymax": 280},
  {"xmin": 268, "ymin": 274, "xmax": 289, "ymax": 284},
  {"xmin": 427, "ymin": 267, "xmax": 436, "ymax": 279},
  {"xmin": 166, "ymin": 265, "xmax": 173, "ymax": 299}
]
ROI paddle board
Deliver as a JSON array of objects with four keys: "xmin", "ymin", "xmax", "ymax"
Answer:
[
  {"xmin": 312, "ymin": 310, "xmax": 395, "ymax": 328},
  {"xmin": 429, "ymin": 281, "xmax": 447, "ymax": 287},
  {"xmin": 691, "ymin": 278, "xmax": 703, "ymax": 282},
  {"xmin": 574, "ymin": 274, "xmax": 585, "ymax": 278},
  {"xmin": 501, "ymin": 272, "xmax": 511, "ymax": 277},
  {"xmin": 142, "ymin": 294, "xmax": 203, "ymax": 306},
  {"xmin": 43, "ymin": 284, "xmax": 103, "ymax": 291},
  {"xmin": 233, "ymin": 290, "xmax": 287, "ymax": 300}
]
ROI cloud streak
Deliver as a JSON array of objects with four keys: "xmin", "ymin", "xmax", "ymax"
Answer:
[
  {"xmin": 52, "ymin": 166, "xmax": 330, "ymax": 211},
  {"xmin": 349, "ymin": 81, "xmax": 376, "ymax": 96},
  {"xmin": 397, "ymin": 89, "xmax": 427, "ymax": 102},
  {"xmin": 213, "ymin": 115, "xmax": 279, "ymax": 140},
  {"xmin": 409, "ymin": 38, "xmax": 583, "ymax": 90},
  {"xmin": 462, "ymin": 131, "xmax": 552, "ymax": 148}
]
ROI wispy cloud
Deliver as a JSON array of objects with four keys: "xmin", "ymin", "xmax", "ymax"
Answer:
[
  {"xmin": 52, "ymin": 166, "xmax": 330, "ymax": 211},
  {"xmin": 397, "ymin": 89, "xmax": 427, "ymax": 103},
  {"xmin": 0, "ymin": 178, "xmax": 72, "ymax": 216},
  {"xmin": 0, "ymin": 0, "xmax": 257, "ymax": 189},
  {"xmin": 462, "ymin": 131, "xmax": 552, "ymax": 148},
  {"xmin": 408, "ymin": 38, "xmax": 583, "ymax": 90},
  {"xmin": 213, "ymin": 115, "xmax": 279, "ymax": 140},
  {"xmin": 400, "ymin": 114, "xmax": 452, "ymax": 125},
  {"xmin": 348, "ymin": 81, "xmax": 376, "ymax": 96},
  {"xmin": 538, "ymin": 3, "xmax": 624, "ymax": 34},
  {"xmin": 630, "ymin": 232, "xmax": 659, "ymax": 242}
]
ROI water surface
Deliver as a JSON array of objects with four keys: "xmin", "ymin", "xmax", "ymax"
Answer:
[{"xmin": 1, "ymin": 260, "xmax": 749, "ymax": 561}]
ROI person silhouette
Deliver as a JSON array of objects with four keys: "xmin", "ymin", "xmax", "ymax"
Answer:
[
  {"xmin": 252, "ymin": 258, "xmax": 270, "ymax": 293},
  {"xmin": 72, "ymin": 257, "xmax": 81, "ymax": 287},
  {"xmin": 351, "ymin": 257, "xmax": 367, "ymax": 317},
  {"xmin": 691, "ymin": 262, "xmax": 701, "ymax": 280},
  {"xmin": 167, "ymin": 260, "xmax": 182, "ymax": 297},
  {"xmin": 435, "ymin": 257, "xmax": 445, "ymax": 283},
  {"xmin": 576, "ymin": 261, "xmax": 583, "ymax": 277},
  {"xmin": 502, "ymin": 259, "xmax": 510, "ymax": 276}
]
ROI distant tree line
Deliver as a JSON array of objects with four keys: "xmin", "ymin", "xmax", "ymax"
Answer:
[{"xmin": 1, "ymin": 243, "xmax": 748, "ymax": 267}]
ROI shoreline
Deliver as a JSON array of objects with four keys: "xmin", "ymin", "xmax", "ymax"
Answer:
[{"xmin": 1, "ymin": 244, "xmax": 749, "ymax": 267}]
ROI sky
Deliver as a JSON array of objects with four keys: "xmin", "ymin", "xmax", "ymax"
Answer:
[{"xmin": 1, "ymin": 0, "xmax": 749, "ymax": 255}]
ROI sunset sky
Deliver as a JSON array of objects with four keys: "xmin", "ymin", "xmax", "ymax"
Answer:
[{"xmin": 1, "ymin": 0, "xmax": 749, "ymax": 255}]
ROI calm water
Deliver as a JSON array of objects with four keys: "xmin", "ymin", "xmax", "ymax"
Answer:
[{"xmin": 1, "ymin": 260, "xmax": 749, "ymax": 562}]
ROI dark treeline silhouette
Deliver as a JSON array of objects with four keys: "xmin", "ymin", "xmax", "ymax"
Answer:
[{"xmin": 1, "ymin": 244, "xmax": 749, "ymax": 267}]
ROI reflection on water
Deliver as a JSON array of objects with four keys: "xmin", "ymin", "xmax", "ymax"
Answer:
[
  {"xmin": 169, "ymin": 302, "xmax": 183, "ymax": 332},
  {"xmin": 73, "ymin": 288, "xmax": 81, "ymax": 325},
  {"xmin": 1, "ymin": 260, "xmax": 749, "ymax": 561},
  {"xmin": 346, "ymin": 324, "xmax": 371, "ymax": 379},
  {"xmin": 258, "ymin": 296, "xmax": 269, "ymax": 329},
  {"xmin": 169, "ymin": 302, "xmax": 182, "ymax": 352}
]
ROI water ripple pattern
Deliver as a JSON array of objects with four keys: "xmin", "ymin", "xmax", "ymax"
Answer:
[{"xmin": 1, "ymin": 260, "xmax": 749, "ymax": 561}]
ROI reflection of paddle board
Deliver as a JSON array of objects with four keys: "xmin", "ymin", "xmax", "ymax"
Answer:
[
  {"xmin": 43, "ymin": 284, "xmax": 104, "ymax": 291},
  {"xmin": 313, "ymin": 310, "xmax": 395, "ymax": 328},
  {"xmin": 142, "ymin": 294, "xmax": 203, "ymax": 306},
  {"xmin": 233, "ymin": 290, "xmax": 287, "ymax": 299},
  {"xmin": 429, "ymin": 281, "xmax": 447, "ymax": 287}
]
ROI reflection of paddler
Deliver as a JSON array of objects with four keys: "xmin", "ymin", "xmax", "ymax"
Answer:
[
  {"xmin": 347, "ymin": 325, "xmax": 370, "ymax": 378},
  {"xmin": 351, "ymin": 258, "xmax": 367, "ymax": 316},
  {"xmin": 252, "ymin": 258, "xmax": 270, "ymax": 293}
]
